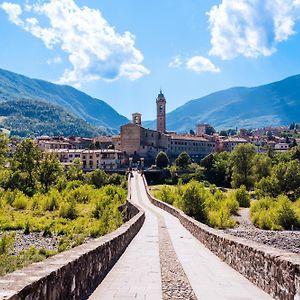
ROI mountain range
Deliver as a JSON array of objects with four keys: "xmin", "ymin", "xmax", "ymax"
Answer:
[
  {"xmin": 0, "ymin": 68, "xmax": 128, "ymax": 137},
  {"xmin": 0, "ymin": 67, "xmax": 300, "ymax": 137},
  {"xmin": 144, "ymin": 75, "xmax": 300, "ymax": 132}
]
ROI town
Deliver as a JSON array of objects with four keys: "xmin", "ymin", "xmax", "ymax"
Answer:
[{"xmin": 17, "ymin": 90, "xmax": 299, "ymax": 171}]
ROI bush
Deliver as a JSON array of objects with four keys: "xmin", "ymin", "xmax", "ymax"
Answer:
[
  {"xmin": 0, "ymin": 234, "xmax": 14, "ymax": 255},
  {"xmin": 207, "ymin": 207, "xmax": 236, "ymax": 229},
  {"xmin": 250, "ymin": 196, "xmax": 298, "ymax": 230},
  {"xmin": 85, "ymin": 169, "xmax": 107, "ymax": 188},
  {"xmin": 155, "ymin": 185, "xmax": 174, "ymax": 205},
  {"xmin": 234, "ymin": 185, "xmax": 250, "ymax": 207},
  {"xmin": 275, "ymin": 195, "xmax": 298, "ymax": 229},
  {"xmin": 12, "ymin": 191, "xmax": 28, "ymax": 210},
  {"xmin": 154, "ymin": 181, "xmax": 239, "ymax": 229},
  {"xmin": 23, "ymin": 222, "xmax": 30, "ymax": 235},
  {"xmin": 59, "ymin": 200, "xmax": 78, "ymax": 220},
  {"xmin": 42, "ymin": 225, "xmax": 52, "ymax": 237},
  {"xmin": 223, "ymin": 195, "xmax": 239, "ymax": 215},
  {"xmin": 179, "ymin": 181, "xmax": 207, "ymax": 221},
  {"xmin": 66, "ymin": 185, "xmax": 93, "ymax": 204},
  {"xmin": 43, "ymin": 189, "xmax": 60, "ymax": 211}
]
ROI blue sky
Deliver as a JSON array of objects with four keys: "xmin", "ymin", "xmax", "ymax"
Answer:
[{"xmin": 1, "ymin": 0, "xmax": 300, "ymax": 120}]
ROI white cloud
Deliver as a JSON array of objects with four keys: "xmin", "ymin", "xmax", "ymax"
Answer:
[
  {"xmin": 169, "ymin": 56, "xmax": 183, "ymax": 68},
  {"xmin": 1, "ymin": 0, "xmax": 149, "ymax": 85},
  {"xmin": 1, "ymin": 2, "xmax": 23, "ymax": 25},
  {"xmin": 186, "ymin": 56, "xmax": 220, "ymax": 74},
  {"xmin": 207, "ymin": 0, "xmax": 300, "ymax": 60},
  {"xmin": 46, "ymin": 56, "xmax": 62, "ymax": 65}
]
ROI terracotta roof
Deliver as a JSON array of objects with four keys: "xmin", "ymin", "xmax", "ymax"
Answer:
[
  {"xmin": 223, "ymin": 137, "xmax": 248, "ymax": 143},
  {"xmin": 169, "ymin": 134, "xmax": 210, "ymax": 142}
]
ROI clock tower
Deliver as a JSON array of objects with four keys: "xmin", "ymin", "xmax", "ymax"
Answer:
[{"xmin": 156, "ymin": 89, "xmax": 166, "ymax": 133}]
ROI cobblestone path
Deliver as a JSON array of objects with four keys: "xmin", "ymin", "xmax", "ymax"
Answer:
[
  {"xmin": 89, "ymin": 172, "xmax": 273, "ymax": 300},
  {"xmin": 135, "ymin": 181, "xmax": 197, "ymax": 300}
]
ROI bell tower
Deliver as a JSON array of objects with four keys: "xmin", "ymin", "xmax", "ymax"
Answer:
[{"xmin": 156, "ymin": 89, "xmax": 166, "ymax": 133}]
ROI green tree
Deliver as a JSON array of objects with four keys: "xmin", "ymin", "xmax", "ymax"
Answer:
[
  {"xmin": 256, "ymin": 160, "xmax": 300, "ymax": 200},
  {"xmin": 155, "ymin": 151, "xmax": 169, "ymax": 169},
  {"xmin": 291, "ymin": 145, "xmax": 300, "ymax": 160},
  {"xmin": 179, "ymin": 181, "xmax": 206, "ymax": 221},
  {"xmin": 175, "ymin": 152, "xmax": 192, "ymax": 169},
  {"xmin": 85, "ymin": 169, "xmax": 108, "ymax": 188},
  {"xmin": 201, "ymin": 152, "xmax": 230, "ymax": 186},
  {"xmin": 219, "ymin": 130, "xmax": 228, "ymax": 136},
  {"xmin": 67, "ymin": 158, "xmax": 84, "ymax": 181},
  {"xmin": 230, "ymin": 144, "xmax": 256, "ymax": 189},
  {"xmin": 253, "ymin": 154, "xmax": 272, "ymax": 182},
  {"xmin": 38, "ymin": 153, "xmax": 64, "ymax": 192},
  {"xmin": 0, "ymin": 133, "xmax": 8, "ymax": 168},
  {"xmin": 12, "ymin": 139, "xmax": 42, "ymax": 194}
]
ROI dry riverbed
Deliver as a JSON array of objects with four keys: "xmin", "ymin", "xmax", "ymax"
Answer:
[{"xmin": 223, "ymin": 208, "xmax": 300, "ymax": 254}]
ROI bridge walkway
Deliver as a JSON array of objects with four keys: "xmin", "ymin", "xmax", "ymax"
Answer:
[{"xmin": 89, "ymin": 172, "xmax": 273, "ymax": 300}]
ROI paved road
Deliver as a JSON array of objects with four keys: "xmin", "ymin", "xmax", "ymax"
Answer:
[{"xmin": 89, "ymin": 172, "xmax": 273, "ymax": 300}]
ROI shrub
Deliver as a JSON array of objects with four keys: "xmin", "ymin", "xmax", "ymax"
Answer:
[
  {"xmin": 234, "ymin": 185, "xmax": 250, "ymax": 207},
  {"xmin": 5, "ymin": 190, "xmax": 16, "ymax": 205},
  {"xmin": 55, "ymin": 176, "xmax": 67, "ymax": 192},
  {"xmin": 67, "ymin": 185, "xmax": 92, "ymax": 204},
  {"xmin": 65, "ymin": 180, "xmax": 82, "ymax": 191},
  {"xmin": 107, "ymin": 173, "xmax": 124, "ymax": 186},
  {"xmin": 23, "ymin": 222, "xmax": 30, "ymax": 235},
  {"xmin": 223, "ymin": 195, "xmax": 239, "ymax": 215},
  {"xmin": 85, "ymin": 169, "xmax": 107, "ymax": 188},
  {"xmin": 275, "ymin": 195, "xmax": 298, "ymax": 229},
  {"xmin": 12, "ymin": 191, "xmax": 28, "ymax": 210},
  {"xmin": 59, "ymin": 200, "xmax": 78, "ymax": 220},
  {"xmin": 0, "ymin": 234, "xmax": 14, "ymax": 255},
  {"xmin": 250, "ymin": 196, "xmax": 298, "ymax": 230},
  {"xmin": 207, "ymin": 207, "xmax": 236, "ymax": 229},
  {"xmin": 156, "ymin": 185, "xmax": 174, "ymax": 205},
  {"xmin": 179, "ymin": 181, "xmax": 207, "ymax": 221},
  {"xmin": 42, "ymin": 225, "xmax": 52, "ymax": 237},
  {"xmin": 43, "ymin": 189, "xmax": 60, "ymax": 211}
]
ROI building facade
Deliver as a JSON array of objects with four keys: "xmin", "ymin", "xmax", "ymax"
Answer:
[
  {"xmin": 119, "ymin": 90, "xmax": 216, "ymax": 161},
  {"xmin": 51, "ymin": 149, "xmax": 123, "ymax": 171}
]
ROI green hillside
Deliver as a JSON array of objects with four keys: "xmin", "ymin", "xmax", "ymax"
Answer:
[
  {"xmin": 0, "ymin": 98, "xmax": 109, "ymax": 137},
  {"xmin": 0, "ymin": 68, "xmax": 128, "ymax": 131}
]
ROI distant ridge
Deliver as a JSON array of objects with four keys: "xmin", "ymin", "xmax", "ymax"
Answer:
[
  {"xmin": 144, "ymin": 74, "xmax": 300, "ymax": 132},
  {"xmin": 0, "ymin": 98, "xmax": 109, "ymax": 137},
  {"xmin": 0, "ymin": 68, "xmax": 129, "ymax": 135}
]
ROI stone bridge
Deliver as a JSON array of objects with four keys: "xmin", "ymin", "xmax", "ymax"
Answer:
[{"xmin": 1, "ymin": 171, "xmax": 299, "ymax": 300}]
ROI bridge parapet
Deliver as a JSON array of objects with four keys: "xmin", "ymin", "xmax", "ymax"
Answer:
[
  {"xmin": 0, "ymin": 177, "xmax": 145, "ymax": 300},
  {"xmin": 143, "ymin": 175, "xmax": 300, "ymax": 300}
]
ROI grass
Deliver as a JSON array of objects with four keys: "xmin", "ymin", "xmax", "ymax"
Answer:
[{"xmin": 0, "ymin": 183, "xmax": 127, "ymax": 276}]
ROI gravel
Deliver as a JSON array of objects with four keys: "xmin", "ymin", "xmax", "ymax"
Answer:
[
  {"xmin": 158, "ymin": 217, "xmax": 197, "ymax": 300},
  {"xmin": 223, "ymin": 208, "xmax": 300, "ymax": 254},
  {"xmin": 0, "ymin": 231, "xmax": 60, "ymax": 255}
]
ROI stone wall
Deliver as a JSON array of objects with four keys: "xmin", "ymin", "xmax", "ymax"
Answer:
[
  {"xmin": 0, "ymin": 185, "xmax": 144, "ymax": 300},
  {"xmin": 143, "ymin": 175, "xmax": 300, "ymax": 300}
]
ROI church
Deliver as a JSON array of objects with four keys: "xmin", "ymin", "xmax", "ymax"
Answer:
[{"xmin": 117, "ymin": 91, "xmax": 217, "ymax": 162}]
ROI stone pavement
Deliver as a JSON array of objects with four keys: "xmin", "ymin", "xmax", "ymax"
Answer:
[{"xmin": 89, "ymin": 172, "xmax": 273, "ymax": 300}]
